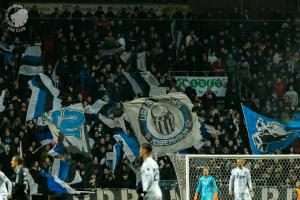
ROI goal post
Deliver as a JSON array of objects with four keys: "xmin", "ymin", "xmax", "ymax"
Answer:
[{"xmin": 169, "ymin": 154, "xmax": 300, "ymax": 200}]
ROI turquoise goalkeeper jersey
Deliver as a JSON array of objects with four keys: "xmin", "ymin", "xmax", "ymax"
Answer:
[{"xmin": 195, "ymin": 175, "xmax": 218, "ymax": 200}]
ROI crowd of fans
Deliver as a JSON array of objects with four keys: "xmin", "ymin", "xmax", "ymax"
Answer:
[{"xmin": 0, "ymin": 4, "xmax": 300, "ymax": 190}]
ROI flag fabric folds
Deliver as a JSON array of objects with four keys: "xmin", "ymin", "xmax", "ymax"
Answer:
[
  {"xmin": 47, "ymin": 103, "xmax": 91, "ymax": 155},
  {"xmin": 48, "ymin": 144, "xmax": 65, "ymax": 157},
  {"xmin": 171, "ymin": 20, "xmax": 182, "ymax": 59},
  {"xmin": 98, "ymin": 113, "xmax": 127, "ymax": 134},
  {"xmin": 137, "ymin": 51, "xmax": 147, "ymax": 71},
  {"xmin": 111, "ymin": 142, "xmax": 122, "ymax": 172},
  {"xmin": 19, "ymin": 45, "xmax": 43, "ymax": 76},
  {"xmin": 25, "ymin": 168, "xmax": 79, "ymax": 195},
  {"xmin": 51, "ymin": 159, "xmax": 82, "ymax": 185},
  {"xmin": 122, "ymin": 72, "xmax": 144, "ymax": 95},
  {"xmin": 26, "ymin": 73, "xmax": 62, "ymax": 121},
  {"xmin": 36, "ymin": 129, "xmax": 54, "ymax": 146},
  {"xmin": 0, "ymin": 90, "xmax": 5, "ymax": 112},
  {"xmin": 123, "ymin": 71, "xmax": 166, "ymax": 97},
  {"xmin": 123, "ymin": 93, "xmax": 201, "ymax": 153},
  {"xmin": 113, "ymin": 131, "xmax": 140, "ymax": 163},
  {"xmin": 242, "ymin": 105, "xmax": 300, "ymax": 154},
  {"xmin": 84, "ymin": 99, "xmax": 107, "ymax": 114}
]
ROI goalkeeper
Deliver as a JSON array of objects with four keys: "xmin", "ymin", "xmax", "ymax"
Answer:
[{"xmin": 194, "ymin": 167, "xmax": 218, "ymax": 200}]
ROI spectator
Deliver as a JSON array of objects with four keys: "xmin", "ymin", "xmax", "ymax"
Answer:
[{"xmin": 284, "ymin": 85, "xmax": 299, "ymax": 107}]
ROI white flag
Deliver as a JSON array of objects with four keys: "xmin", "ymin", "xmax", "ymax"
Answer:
[
  {"xmin": 123, "ymin": 93, "xmax": 201, "ymax": 153},
  {"xmin": 0, "ymin": 90, "xmax": 5, "ymax": 112},
  {"xmin": 84, "ymin": 99, "xmax": 107, "ymax": 114},
  {"xmin": 137, "ymin": 51, "xmax": 147, "ymax": 71}
]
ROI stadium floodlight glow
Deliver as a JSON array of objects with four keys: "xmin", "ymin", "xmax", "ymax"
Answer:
[{"xmin": 169, "ymin": 154, "xmax": 300, "ymax": 200}]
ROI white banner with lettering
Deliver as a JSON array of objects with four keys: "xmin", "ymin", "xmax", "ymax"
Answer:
[{"xmin": 175, "ymin": 76, "xmax": 228, "ymax": 97}]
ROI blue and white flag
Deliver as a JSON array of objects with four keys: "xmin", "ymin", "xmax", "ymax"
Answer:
[
  {"xmin": 84, "ymin": 99, "xmax": 107, "ymax": 114},
  {"xmin": 48, "ymin": 144, "xmax": 65, "ymax": 157},
  {"xmin": 26, "ymin": 73, "xmax": 62, "ymax": 121},
  {"xmin": 47, "ymin": 103, "xmax": 91, "ymax": 154},
  {"xmin": 25, "ymin": 168, "xmax": 79, "ymax": 195},
  {"xmin": 19, "ymin": 45, "xmax": 43, "ymax": 76},
  {"xmin": 171, "ymin": 20, "xmax": 182, "ymax": 59},
  {"xmin": 242, "ymin": 105, "xmax": 300, "ymax": 154},
  {"xmin": 111, "ymin": 142, "xmax": 122, "ymax": 172},
  {"xmin": 123, "ymin": 93, "xmax": 201, "ymax": 153},
  {"xmin": 193, "ymin": 123, "xmax": 217, "ymax": 150},
  {"xmin": 51, "ymin": 159, "xmax": 82, "ymax": 185},
  {"xmin": 114, "ymin": 131, "xmax": 140, "ymax": 163},
  {"xmin": 123, "ymin": 71, "xmax": 166, "ymax": 97},
  {"xmin": 36, "ymin": 129, "xmax": 54, "ymax": 146}
]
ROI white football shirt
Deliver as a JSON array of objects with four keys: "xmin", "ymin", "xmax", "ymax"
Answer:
[
  {"xmin": 0, "ymin": 170, "xmax": 12, "ymax": 199},
  {"xmin": 141, "ymin": 156, "xmax": 162, "ymax": 198},
  {"xmin": 229, "ymin": 167, "xmax": 252, "ymax": 194}
]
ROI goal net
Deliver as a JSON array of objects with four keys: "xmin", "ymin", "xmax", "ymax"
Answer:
[{"xmin": 169, "ymin": 154, "xmax": 300, "ymax": 200}]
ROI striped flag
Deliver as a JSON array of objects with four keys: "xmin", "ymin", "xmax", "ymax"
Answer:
[
  {"xmin": 26, "ymin": 73, "xmax": 62, "ymax": 121},
  {"xmin": 111, "ymin": 142, "xmax": 121, "ymax": 172},
  {"xmin": 171, "ymin": 20, "xmax": 182, "ymax": 59},
  {"xmin": 84, "ymin": 99, "xmax": 107, "ymax": 114},
  {"xmin": 48, "ymin": 144, "xmax": 65, "ymax": 157},
  {"xmin": 123, "ymin": 71, "xmax": 162, "ymax": 97},
  {"xmin": 113, "ymin": 131, "xmax": 140, "ymax": 163},
  {"xmin": 36, "ymin": 128, "xmax": 54, "ymax": 146},
  {"xmin": 25, "ymin": 168, "xmax": 79, "ymax": 195},
  {"xmin": 19, "ymin": 45, "xmax": 43, "ymax": 76},
  {"xmin": 51, "ymin": 159, "xmax": 82, "ymax": 185}
]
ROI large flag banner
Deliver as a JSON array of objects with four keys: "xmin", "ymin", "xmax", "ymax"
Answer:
[
  {"xmin": 242, "ymin": 105, "xmax": 300, "ymax": 154},
  {"xmin": 51, "ymin": 159, "xmax": 82, "ymax": 185},
  {"xmin": 26, "ymin": 73, "xmax": 62, "ymax": 121},
  {"xmin": 47, "ymin": 103, "xmax": 91, "ymax": 154},
  {"xmin": 19, "ymin": 45, "xmax": 43, "ymax": 76},
  {"xmin": 123, "ymin": 93, "xmax": 201, "ymax": 153},
  {"xmin": 25, "ymin": 168, "xmax": 79, "ymax": 195},
  {"xmin": 113, "ymin": 131, "xmax": 140, "ymax": 163}
]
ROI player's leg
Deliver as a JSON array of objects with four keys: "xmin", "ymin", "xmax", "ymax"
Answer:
[
  {"xmin": 0, "ymin": 195, "xmax": 7, "ymax": 200},
  {"xmin": 243, "ymin": 192, "xmax": 252, "ymax": 200},
  {"xmin": 234, "ymin": 193, "xmax": 244, "ymax": 200}
]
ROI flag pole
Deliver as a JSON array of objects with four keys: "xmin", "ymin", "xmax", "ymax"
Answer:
[{"xmin": 19, "ymin": 141, "xmax": 23, "ymax": 158}]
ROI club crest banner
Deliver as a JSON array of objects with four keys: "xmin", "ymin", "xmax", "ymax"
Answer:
[{"xmin": 123, "ymin": 93, "xmax": 201, "ymax": 153}]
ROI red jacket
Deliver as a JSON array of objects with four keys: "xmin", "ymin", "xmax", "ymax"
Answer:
[{"xmin": 274, "ymin": 82, "xmax": 285, "ymax": 98}]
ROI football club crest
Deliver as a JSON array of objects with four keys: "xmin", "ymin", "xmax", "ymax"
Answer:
[{"xmin": 139, "ymin": 97, "xmax": 193, "ymax": 146}]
